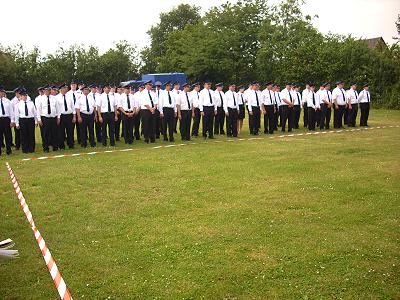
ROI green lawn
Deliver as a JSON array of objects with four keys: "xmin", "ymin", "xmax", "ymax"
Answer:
[{"xmin": 1, "ymin": 110, "xmax": 399, "ymax": 299}]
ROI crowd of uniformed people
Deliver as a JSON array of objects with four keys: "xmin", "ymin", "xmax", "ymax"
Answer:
[{"xmin": 0, "ymin": 80, "xmax": 371, "ymax": 155}]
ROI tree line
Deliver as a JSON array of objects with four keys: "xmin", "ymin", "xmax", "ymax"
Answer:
[{"xmin": 1, "ymin": 0, "xmax": 399, "ymax": 108}]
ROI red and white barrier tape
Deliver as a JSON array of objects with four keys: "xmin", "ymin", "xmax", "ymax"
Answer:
[{"xmin": 5, "ymin": 162, "xmax": 73, "ymax": 300}]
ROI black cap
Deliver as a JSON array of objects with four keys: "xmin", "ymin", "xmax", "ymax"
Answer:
[
  {"xmin": 191, "ymin": 82, "xmax": 200, "ymax": 88},
  {"xmin": 19, "ymin": 88, "xmax": 28, "ymax": 95},
  {"xmin": 164, "ymin": 81, "xmax": 172, "ymax": 86},
  {"xmin": 204, "ymin": 80, "xmax": 212, "ymax": 84},
  {"xmin": 323, "ymin": 82, "xmax": 330, "ymax": 87},
  {"xmin": 215, "ymin": 82, "xmax": 223, "ymax": 87},
  {"xmin": 70, "ymin": 80, "xmax": 78, "ymax": 85},
  {"xmin": 0, "ymin": 85, "xmax": 5, "ymax": 92},
  {"xmin": 173, "ymin": 81, "xmax": 180, "ymax": 86},
  {"xmin": 51, "ymin": 85, "xmax": 59, "ymax": 90},
  {"xmin": 309, "ymin": 83, "xmax": 316, "ymax": 87},
  {"xmin": 123, "ymin": 83, "xmax": 131, "ymax": 89},
  {"xmin": 265, "ymin": 82, "xmax": 273, "ymax": 86},
  {"xmin": 59, "ymin": 83, "xmax": 68, "ymax": 89},
  {"xmin": 80, "ymin": 85, "xmax": 89, "ymax": 90},
  {"xmin": 363, "ymin": 83, "xmax": 369, "ymax": 88},
  {"xmin": 336, "ymin": 81, "xmax": 344, "ymax": 85},
  {"xmin": 251, "ymin": 81, "xmax": 259, "ymax": 85},
  {"xmin": 103, "ymin": 83, "xmax": 111, "ymax": 88},
  {"xmin": 144, "ymin": 80, "xmax": 153, "ymax": 85},
  {"xmin": 182, "ymin": 83, "xmax": 190, "ymax": 88},
  {"xmin": 229, "ymin": 83, "xmax": 236, "ymax": 87},
  {"xmin": 155, "ymin": 81, "xmax": 162, "ymax": 86},
  {"xmin": 13, "ymin": 86, "xmax": 22, "ymax": 93},
  {"xmin": 351, "ymin": 82, "xmax": 357, "ymax": 86},
  {"xmin": 238, "ymin": 85, "xmax": 245, "ymax": 89}
]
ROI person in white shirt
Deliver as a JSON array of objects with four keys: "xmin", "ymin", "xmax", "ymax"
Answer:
[
  {"xmin": 315, "ymin": 84, "xmax": 325, "ymax": 128},
  {"xmin": 114, "ymin": 85, "xmax": 123, "ymax": 142},
  {"xmin": 0, "ymin": 86, "xmax": 14, "ymax": 155},
  {"xmin": 332, "ymin": 81, "xmax": 347, "ymax": 128},
  {"xmin": 172, "ymin": 82, "xmax": 181, "ymax": 133},
  {"xmin": 154, "ymin": 81, "xmax": 163, "ymax": 139},
  {"xmin": 237, "ymin": 85, "xmax": 246, "ymax": 134},
  {"xmin": 302, "ymin": 83, "xmax": 310, "ymax": 128},
  {"xmin": 75, "ymin": 85, "xmax": 97, "ymax": 148},
  {"xmin": 94, "ymin": 84, "xmax": 103, "ymax": 143},
  {"xmin": 273, "ymin": 84, "xmax": 281, "ymax": 130},
  {"xmin": 346, "ymin": 83, "xmax": 359, "ymax": 127},
  {"xmin": 319, "ymin": 83, "xmax": 333, "ymax": 130},
  {"xmin": 214, "ymin": 83, "xmax": 226, "ymax": 135},
  {"xmin": 261, "ymin": 82, "xmax": 275, "ymax": 134},
  {"xmin": 140, "ymin": 81, "xmax": 157, "ymax": 143},
  {"xmin": 133, "ymin": 85, "xmax": 144, "ymax": 140},
  {"xmin": 67, "ymin": 80, "xmax": 81, "ymax": 144},
  {"xmin": 280, "ymin": 83, "xmax": 295, "ymax": 132},
  {"xmin": 223, "ymin": 83, "xmax": 239, "ymax": 137},
  {"xmin": 37, "ymin": 85, "xmax": 60, "ymax": 152},
  {"xmin": 199, "ymin": 80, "xmax": 217, "ymax": 139},
  {"xmin": 293, "ymin": 84, "xmax": 302, "ymax": 129},
  {"xmin": 57, "ymin": 83, "xmax": 76, "ymax": 149},
  {"xmin": 190, "ymin": 82, "xmax": 201, "ymax": 137},
  {"xmin": 177, "ymin": 83, "xmax": 194, "ymax": 141},
  {"xmin": 358, "ymin": 83, "xmax": 371, "ymax": 126},
  {"xmin": 118, "ymin": 83, "xmax": 136, "ymax": 144},
  {"xmin": 248, "ymin": 81, "xmax": 262, "ymax": 135},
  {"xmin": 15, "ymin": 88, "xmax": 37, "ymax": 153},
  {"xmin": 159, "ymin": 81, "xmax": 177, "ymax": 142},
  {"xmin": 11, "ymin": 87, "xmax": 22, "ymax": 150},
  {"xmin": 306, "ymin": 83, "xmax": 318, "ymax": 131},
  {"xmin": 97, "ymin": 83, "xmax": 118, "ymax": 146}
]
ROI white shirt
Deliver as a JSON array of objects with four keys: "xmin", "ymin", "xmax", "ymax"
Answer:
[
  {"xmin": 237, "ymin": 92, "xmax": 245, "ymax": 105},
  {"xmin": 357, "ymin": 90, "xmax": 371, "ymax": 103},
  {"xmin": 15, "ymin": 100, "xmax": 37, "ymax": 126},
  {"xmin": 118, "ymin": 93, "xmax": 135, "ymax": 112},
  {"xmin": 0, "ymin": 97, "xmax": 14, "ymax": 122},
  {"xmin": 215, "ymin": 90, "xmax": 225, "ymax": 108},
  {"xmin": 75, "ymin": 93, "xmax": 96, "ymax": 115},
  {"xmin": 223, "ymin": 90, "xmax": 239, "ymax": 112},
  {"xmin": 114, "ymin": 93, "xmax": 122, "ymax": 107},
  {"xmin": 294, "ymin": 91, "xmax": 302, "ymax": 106},
  {"xmin": 279, "ymin": 88, "xmax": 293, "ymax": 106},
  {"xmin": 261, "ymin": 88, "xmax": 275, "ymax": 106},
  {"xmin": 199, "ymin": 88, "xmax": 217, "ymax": 112},
  {"xmin": 346, "ymin": 89, "xmax": 359, "ymax": 104},
  {"xmin": 133, "ymin": 91, "xmax": 142, "ymax": 109},
  {"xmin": 158, "ymin": 90, "xmax": 176, "ymax": 113},
  {"xmin": 332, "ymin": 87, "xmax": 347, "ymax": 105},
  {"xmin": 274, "ymin": 91, "xmax": 281, "ymax": 107},
  {"xmin": 191, "ymin": 90, "xmax": 200, "ymax": 108},
  {"xmin": 306, "ymin": 91, "xmax": 318, "ymax": 109},
  {"xmin": 320, "ymin": 89, "xmax": 332, "ymax": 105},
  {"xmin": 37, "ymin": 95, "xmax": 60, "ymax": 120},
  {"xmin": 301, "ymin": 89, "xmax": 310, "ymax": 104},
  {"xmin": 57, "ymin": 93, "xmax": 76, "ymax": 115},
  {"xmin": 96, "ymin": 93, "xmax": 116, "ymax": 113},
  {"xmin": 66, "ymin": 90, "xmax": 80, "ymax": 105},
  {"xmin": 247, "ymin": 90, "xmax": 262, "ymax": 112},
  {"xmin": 140, "ymin": 89, "xmax": 157, "ymax": 110},
  {"xmin": 177, "ymin": 91, "xmax": 193, "ymax": 111}
]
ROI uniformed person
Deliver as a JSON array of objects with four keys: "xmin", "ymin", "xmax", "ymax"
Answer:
[
  {"xmin": 332, "ymin": 81, "xmax": 347, "ymax": 128},
  {"xmin": 15, "ymin": 88, "xmax": 37, "ymax": 153},
  {"xmin": 247, "ymin": 81, "xmax": 262, "ymax": 135},
  {"xmin": 11, "ymin": 87, "xmax": 23, "ymax": 150},
  {"xmin": 319, "ymin": 83, "xmax": 333, "ymax": 130},
  {"xmin": 214, "ymin": 83, "xmax": 226, "ymax": 135},
  {"xmin": 140, "ymin": 81, "xmax": 157, "ymax": 143},
  {"xmin": 293, "ymin": 84, "xmax": 302, "ymax": 129},
  {"xmin": 224, "ymin": 83, "xmax": 239, "ymax": 137},
  {"xmin": 177, "ymin": 83, "xmax": 194, "ymax": 141},
  {"xmin": 96, "ymin": 83, "xmax": 117, "ymax": 146},
  {"xmin": 37, "ymin": 85, "xmax": 60, "ymax": 152},
  {"xmin": 154, "ymin": 81, "xmax": 163, "ymax": 139},
  {"xmin": 346, "ymin": 83, "xmax": 359, "ymax": 127},
  {"xmin": 0, "ymin": 86, "xmax": 14, "ymax": 155},
  {"xmin": 358, "ymin": 84, "xmax": 371, "ymax": 126},
  {"xmin": 280, "ymin": 83, "xmax": 294, "ymax": 132},
  {"xmin": 75, "ymin": 85, "xmax": 96, "ymax": 148},
  {"xmin": 118, "ymin": 83, "xmax": 136, "ymax": 144},
  {"xmin": 302, "ymin": 83, "xmax": 310, "ymax": 128},
  {"xmin": 159, "ymin": 81, "xmax": 176, "ymax": 142},
  {"xmin": 261, "ymin": 82, "xmax": 275, "ymax": 134},
  {"xmin": 133, "ymin": 84, "xmax": 144, "ymax": 140},
  {"xmin": 273, "ymin": 84, "xmax": 281, "ymax": 130},
  {"xmin": 94, "ymin": 84, "xmax": 103, "ymax": 142},
  {"xmin": 57, "ymin": 83, "xmax": 76, "ymax": 149},
  {"xmin": 307, "ymin": 83, "xmax": 317, "ymax": 131},
  {"xmin": 191, "ymin": 82, "xmax": 201, "ymax": 137},
  {"xmin": 316, "ymin": 84, "xmax": 324, "ymax": 128},
  {"xmin": 237, "ymin": 85, "xmax": 246, "ymax": 135},
  {"xmin": 172, "ymin": 81, "xmax": 180, "ymax": 133},
  {"xmin": 67, "ymin": 80, "xmax": 80, "ymax": 144},
  {"xmin": 199, "ymin": 80, "xmax": 217, "ymax": 139},
  {"xmin": 114, "ymin": 84, "xmax": 123, "ymax": 141}
]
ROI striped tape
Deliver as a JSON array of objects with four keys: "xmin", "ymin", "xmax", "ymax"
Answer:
[{"xmin": 5, "ymin": 163, "xmax": 73, "ymax": 300}]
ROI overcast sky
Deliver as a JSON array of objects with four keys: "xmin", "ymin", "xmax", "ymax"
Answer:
[{"xmin": 0, "ymin": 0, "xmax": 398, "ymax": 55}]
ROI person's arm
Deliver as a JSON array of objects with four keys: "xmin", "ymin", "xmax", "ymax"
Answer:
[
  {"xmin": 223, "ymin": 93, "xmax": 228, "ymax": 115},
  {"xmin": 281, "ymin": 91, "xmax": 291, "ymax": 105},
  {"xmin": 76, "ymin": 108, "xmax": 82, "ymax": 124},
  {"xmin": 199, "ymin": 91, "xmax": 204, "ymax": 114},
  {"xmin": 158, "ymin": 92, "xmax": 164, "ymax": 115},
  {"xmin": 14, "ymin": 103, "xmax": 19, "ymax": 128}
]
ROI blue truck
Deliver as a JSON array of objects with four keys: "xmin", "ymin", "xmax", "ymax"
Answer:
[{"xmin": 121, "ymin": 72, "xmax": 188, "ymax": 89}]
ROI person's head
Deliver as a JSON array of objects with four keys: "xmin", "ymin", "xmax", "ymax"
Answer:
[
  {"xmin": 138, "ymin": 85, "xmax": 144, "ymax": 92},
  {"xmin": 351, "ymin": 83, "xmax": 357, "ymax": 90},
  {"xmin": 294, "ymin": 85, "xmax": 300, "ymax": 92},
  {"xmin": 310, "ymin": 83, "xmax": 316, "ymax": 91},
  {"xmin": 173, "ymin": 81, "xmax": 180, "ymax": 90},
  {"xmin": 82, "ymin": 86, "xmax": 90, "ymax": 96},
  {"xmin": 319, "ymin": 84, "xmax": 324, "ymax": 90},
  {"xmin": 103, "ymin": 84, "xmax": 111, "ymax": 94},
  {"xmin": 182, "ymin": 83, "xmax": 190, "ymax": 92},
  {"xmin": 0, "ymin": 86, "xmax": 5, "ymax": 97},
  {"xmin": 145, "ymin": 81, "xmax": 153, "ymax": 91},
  {"xmin": 272, "ymin": 84, "xmax": 277, "ymax": 92},
  {"xmin": 70, "ymin": 80, "xmax": 77, "ymax": 91},
  {"xmin": 59, "ymin": 83, "xmax": 68, "ymax": 95},
  {"xmin": 155, "ymin": 81, "xmax": 162, "ymax": 90},
  {"xmin": 43, "ymin": 86, "xmax": 51, "ymax": 96},
  {"xmin": 336, "ymin": 81, "xmax": 344, "ymax": 89},
  {"xmin": 305, "ymin": 83, "xmax": 310, "ymax": 90},
  {"xmin": 192, "ymin": 82, "xmax": 201, "ymax": 92},
  {"xmin": 123, "ymin": 85, "xmax": 131, "ymax": 94},
  {"xmin": 96, "ymin": 85, "xmax": 103, "ymax": 94},
  {"xmin": 204, "ymin": 81, "xmax": 211, "ymax": 90},
  {"xmin": 89, "ymin": 84, "xmax": 97, "ymax": 94},
  {"xmin": 37, "ymin": 87, "xmax": 44, "ymax": 95},
  {"xmin": 51, "ymin": 86, "xmax": 58, "ymax": 95},
  {"xmin": 164, "ymin": 81, "xmax": 172, "ymax": 91},
  {"xmin": 78, "ymin": 82, "xmax": 84, "ymax": 90},
  {"xmin": 363, "ymin": 84, "xmax": 369, "ymax": 91},
  {"xmin": 266, "ymin": 82, "xmax": 273, "ymax": 90},
  {"xmin": 110, "ymin": 86, "xmax": 116, "ymax": 93},
  {"xmin": 117, "ymin": 86, "xmax": 123, "ymax": 94},
  {"xmin": 229, "ymin": 84, "xmax": 236, "ymax": 92},
  {"xmin": 239, "ymin": 85, "xmax": 245, "ymax": 93},
  {"xmin": 252, "ymin": 81, "xmax": 259, "ymax": 90},
  {"xmin": 215, "ymin": 83, "xmax": 223, "ymax": 91},
  {"xmin": 285, "ymin": 83, "xmax": 292, "ymax": 90}
]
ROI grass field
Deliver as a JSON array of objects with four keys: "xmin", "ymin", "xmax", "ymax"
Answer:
[{"xmin": 1, "ymin": 110, "xmax": 399, "ymax": 299}]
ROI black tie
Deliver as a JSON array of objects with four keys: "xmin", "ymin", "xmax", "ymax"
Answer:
[
  {"xmin": 341, "ymin": 90, "xmax": 345, "ymax": 103},
  {"xmin": 72, "ymin": 93, "xmax": 76, "ymax": 105},
  {"xmin": 268, "ymin": 90, "xmax": 272, "ymax": 105},
  {"xmin": 127, "ymin": 94, "xmax": 131, "ymax": 110},
  {"xmin": 312, "ymin": 93, "xmax": 315, "ymax": 105},
  {"xmin": 47, "ymin": 96, "xmax": 51, "ymax": 114},
  {"xmin": 158, "ymin": 90, "xmax": 160, "ymax": 98},
  {"xmin": 107, "ymin": 94, "xmax": 111, "ymax": 112},
  {"xmin": 208, "ymin": 90, "xmax": 213, "ymax": 104},
  {"xmin": 63, "ymin": 94, "xmax": 68, "ymax": 112},
  {"xmin": 25, "ymin": 101, "xmax": 28, "ymax": 116},
  {"xmin": 255, "ymin": 91, "xmax": 259, "ymax": 106},
  {"xmin": 354, "ymin": 90, "xmax": 358, "ymax": 100},
  {"xmin": 168, "ymin": 91, "xmax": 172, "ymax": 105},
  {"xmin": 296, "ymin": 93, "xmax": 300, "ymax": 105},
  {"xmin": 148, "ymin": 91, "xmax": 154, "ymax": 108},
  {"xmin": 366, "ymin": 91, "xmax": 370, "ymax": 102},
  {"xmin": 232, "ymin": 92, "xmax": 236, "ymax": 106},
  {"xmin": 86, "ymin": 95, "xmax": 90, "ymax": 112},
  {"xmin": 0, "ymin": 98, "xmax": 4, "ymax": 115},
  {"xmin": 241, "ymin": 94, "xmax": 244, "ymax": 104},
  {"xmin": 219, "ymin": 92, "xmax": 223, "ymax": 107},
  {"xmin": 327, "ymin": 90, "xmax": 330, "ymax": 102},
  {"xmin": 288, "ymin": 90, "xmax": 293, "ymax": 103},
  {"xmin": 186, "ymin": 93, "xmax": 191, "ymax": 109}
]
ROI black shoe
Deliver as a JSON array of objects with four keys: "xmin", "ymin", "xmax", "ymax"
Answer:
[
  {"xmin": 169, "ymin": 138, "xmax": 175, "ymax": 142},
  {"xmin": 44, "ymin": 149, "xmax": 49, "ymax": 153},
  {"xmin": 15, "ymin": 147, "xmax": 20, "ymax": 151},
  {"xmin": 209, "ymin": 136, "xmax": 215, "ymax": 139},
  {"xmin": 6, "ymin": 150, "xmax": 11, "ymax": 155},
  {"xmin": 145, "ymin": 139, "xmax": 149, "ymax": 144},
  {"xmin": 91, "ymin": 144, "xmax": 96, "ymax": 148},
  {"xmin": 116, "ymin": 138, "xmax": 120, "ymax": 142}
]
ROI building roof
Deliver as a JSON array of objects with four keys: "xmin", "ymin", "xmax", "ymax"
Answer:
[{"xmin": 363, "ymin": 37, "xmax": 388, "ymax": 49}]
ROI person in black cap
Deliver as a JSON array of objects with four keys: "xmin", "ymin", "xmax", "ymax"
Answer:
[
  {"xmin": 114, "ymin": 85, "xmax": 123, "ymax": 142},
  {"xmin": 140, "ymin": 80, "xmax": 157, "ymax": 143},
  {"xmin": 57, "ymin": 83, "xmax": 76, "ymax": 149},
  {"xmin": 154, "ymin": 81, "xmax": 163, "ymax": 139},
  {"xmin": 94, "ymin": 84, "xmax": 103, "ymax": 142},
  {"xmin": 158, "ymin": 81, "xmax": 176, "ymax": 142},
  {"xmin": 133, "ymin": 84, "xmax": 144, "ymax": 140},
  {"xmin": 214, "ymin": 83, "xmax": 226, "ymax": 135},
  {"xmin": 15, "ymin": 89, "xmax": 37, "ymax": 153},
  {"xmin": 75, "ymin": 85, "xmax": 96, "ymax": 148},
  {"xmin": 306, "ymin": 83, "xmax": 317, "ymax": 131},
  {"xmin": 118, "ymin": 84, "xmax": 136, "ymax": 144},
  {"xmin": 358, "ymin": 84, "xmax": 371, "ymax": 126},
  {"xmin": 177, "ymin": 83, "xmax": 194, "ymax": 141},
  {"xmin": 332, "ymin": 81, "xmax": 346, "ymax": 128},
  {"xmin": 261, "ymin": 82, "xmax": 275, "ymax": 134},
  {"xmin": 280, "ymin": 83, "xmax": 295, "ymax": 132},
  {"xmin": 319, "ymin": 83, "xmax": 332, "ymax": 130},
  {"xmin": 172, "ymin": 81, "xmax": 181, "ymax": 133},
  {"xmin": 96, "ymin": 83, "xmax": 117, "ymax": 146},
  {"xmin": 199, "ymin": 80, "xmax": 217, "ymax": 139},
  {"xmin": 10, "ymin": 87, "xmax": 23, "ymax": 150},
  {"xmin": 224, "ymin": 83, "xmax": 239, "ymax": 137},
  {"xmin": 293, "ymin": 84, "xmax": 302, "ymax": 129},
  {"xmin": 302, "ymin": 83, "xmax": 310, "ymax": 128},
  {"xmin": 315, "ymin": 84, "xmax": 325, "ymax": 128},
  {"xmin": 237, "ymin": 85, "xmax": 246, "ymax": 134},
  {"xmin": 0, "ymin": 86, "xmax": 14, "ymax": 155},
  {"xmin": 272, "ymin": 84, "xmax": 281, "ymax": 130},
  {"xmin": 247, "ymin": 81, "xmax": 262, "ymax": 135},
  {"xmin": 346, "ymin": 83, "xmax": 359, "ymax": 127},
  {"xmin": 190, "ymin": 82, "xmax": 201, "ymax": 137},
  {"xmin": 67, "ymin": 80, "xmax": 81, "ymax": 144}
]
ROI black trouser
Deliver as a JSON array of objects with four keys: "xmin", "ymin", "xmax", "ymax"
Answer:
[
  {"xmin": 202, "ymin": 106, "xmax": 214, "ymax": 138},
  {"xmin": 162, "ymin": 107, "xmax": 175, "ymax": 141},
  {"xmin": 360, "ymin": 102, "xmax": 370, "ymax": 126},
  {"xmin": 115, "ymin": 112, "xmax": 122, "ymax": 141},
  {"xmin": 74, "ymin": 122, "xmax": 81, "ymax": 144},
  {"xmin": 58, "ymin": 114, "xmax": 74, "ymax": 149},
  {"xmin": 134, "ymin": 111, "xmax": 141, "ymax": 140},
  {"xmin": 308, "ymin": 107, "xmax": 316, "ymax": 131},
  {"xmin": 141, "ymin": 110, "xmax": 156, "ymax": 143},
  {"xmin": 281, "ymin": 105, "xmax": 293, "ymax": 132},
  {"xmin": 293, "ymin": 105, "xmax": 301, "ymax": 129},
  {"xmin": 249, "ymin": 106, "xmax": 261, "ymax": 135},
  {"xmin": 95, "ymin": 120, "xmax": 102, "ymax": 142},
  {"xmin": 226, "ymin": 108, "xmax": 238, "ymax": 137},
  {"xmin": 214, "ymin": 107, "xmax": 225, "ymax": 134},
  {"xmin": 344, "ymin": 106, "xmax": 349, "ymax": 125},
  {"xmin": 348, "ymin": 104, "xmax": 358, "ymax": 127},
  {"xmin": 154, "ymin": 109, "xmax": 161, "ymax": 138},
  {"xmin": 316, "ymin": 109, "xmax": 321, "ymax": 127},
  {"xmin": 180, "ymin": 110, "xmax": 192, "ymax": 140},
  {"xmin": 0, "ymin": 117, "xmax": 12, "ymax": 154},
  {"xmin": 122, "ymin": 113, "xmax": 134, "ymax": 144},
  {"xmin": 263, "ymin": 105, "xmax": 275, "ymax": 134},
  {"xmin": 20, "ymin": 118, "xmax": 35, "ymax": 153},
  {"xmin": 80, "ymin": 113, "xmax": 96, "ymax": 147},
  {"xmin": 101, "ymin": 112, "xmax": 115, "ymax": 146},
  {"xmin": 303, "ymin": 102, "xmax": 308, "ymax": 128},
  {"xmin": 14, "ymin": 127, "xmax": 20, "ymax": 149},
  {"xmin": 191, "ymin": 107, "xmax": 201, "ymax": 136},
  {"xmin": 41, "ymin": 116, "xmax": 58, "ymax": 151},
  {"xmin": 320, "ymin": 104, "xmax": 331, "ymax": 130},
  {"xmin": 334, "ymin": 105, "xmax": 346, "ymax": 128},
  {"xmin": 273, "ymin": 105, "xmax": 279, "ymax": 130}
]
